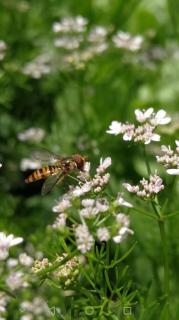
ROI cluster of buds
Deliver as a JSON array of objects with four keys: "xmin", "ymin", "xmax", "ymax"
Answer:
[
  {"xmin": 156, "ymin": 140, "xmax": 179, "ymax": 175},
  {"xmin": 53, "ymin": 255, "xmax": 80, "ymax": 288},
  {"xmin": 107, "ymin": 108, "xmax": 171, "ymax": 145},
  {"xmin": 123, "ymin": 174, "xmax": 164, "ymax": 199},
  {"xmin": 32, "ymin": 258, "xmax": 52, "ymax": 273}
]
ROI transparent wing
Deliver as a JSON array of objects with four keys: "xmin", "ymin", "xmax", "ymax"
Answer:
[
  {"xmin": 31, "ymin": 149, "xmax": 62, "ymax": 164},
  {"xmin": 41, "ymin": 171, "xmax": 65, "ymax": 196}
]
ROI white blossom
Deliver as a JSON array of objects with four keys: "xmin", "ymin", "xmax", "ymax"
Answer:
[
  {"xmin": 97, "ymin": 227, "xmax": 110, "ymax": 242},
  {"xmin": 0, "ymin": 232, "xmax": 23, "ymax": 260},
  {"xmin": 20, "ymin": 158, "xmax": 41, "ymax": 171},
  {"xmin": 150, "ymin": 109, "xmax": 171, "ymax": 126},
  {"xmin": 52, "ymin": 213, "xmax": 67, "ymax": 229},
  {"xmin": 52, "ymin": 197, "xmax": 71, "ymax": 213},
  {"xmin": 17, "ymin": 128, "xmax": 45, "ymax": 142},
  {"xmin": 0, "ymin": 163, "xmax": 2, "ymax": 168},
  {"xmin": 113, "ymin": 213, "xmax": 134, "ymax": 243},
  {"xmin": 107, "ymin": 108, "xmax": 170, "ymax": 145},
  {"xmin": 20, "ymin": 297, "xmax": 51, "ymax": 317},
  {"xmin": 113, "ymin": 31, "xmax": 143, "ymax": 51},
  {"xmin": 88, "ymin": 26, "xmax": 108, "ymax": 43},
  {"xmin": 96, "ymin": 157, "xmax": 112, "ymax": 174},
  {"xmin": 106, "ymin": 121, "xmax": 124, "ymax": 135},
  {"xmin": 52, "ymin": 16, "xmax": 88, "ymax": 33},
  {"xmin": 135, "ymin": 108, "xmax": 154, "ymax": 123},
  {"xmin": 82, "ymin": 199, "xmax": 95, "ymax": 207},
  {"xmin": 23, "ymin": 54, "xmax": 51, "ymax": 79},
  {"xmin": 75, "ymin": 224, "xmax": 94, "ymax": 253},
  {"xmin": 19, "ymin": 253, "xmax": 33, "ymax": 266},
  {"xmin": 6, "ymin": 271, "xmax": 28, "ymax": 290},
  {"xmin": 7, "ymin": 258, "xmax": 18, "ymax": 268},
  {"xmin": 123, "ymin": 174, "xmax": 164, "ymax": 199},
  {"xmin": 156, "ymin": 140, "xmax": 179, "ymax": 175},
  {"xmin": 114, "ymin": 193, "xmax": 133, "ymax": 208}
]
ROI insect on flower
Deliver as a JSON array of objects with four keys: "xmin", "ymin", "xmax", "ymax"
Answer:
[{"xmin": 25, "ymin": 149, "xmax": 88, "ymax": 195}]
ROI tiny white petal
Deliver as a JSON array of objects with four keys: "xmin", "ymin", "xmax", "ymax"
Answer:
[{"xmin": 166, "ymin": 168, "xmax": 179, "ymax": 175}]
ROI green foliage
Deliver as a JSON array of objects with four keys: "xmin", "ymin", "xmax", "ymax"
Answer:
[{"xmin": 0, "ymin": 0, "xmax": 179, "ymax": 319}]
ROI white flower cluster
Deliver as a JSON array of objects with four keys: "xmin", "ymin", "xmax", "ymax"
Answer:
[
  {"xmin": 123, "ymin": 174, "xmax": 164, "ymax": 199},
  {"xmin": 6, "ymin": 271, "xmax": 28, "ymax": 291},
  {"xmin": 51, "ymin": 157, "xmax": 134, "ymax": 254},
  {"xmin": 23, "ymin": 54, "xmax": 51, "ymax": 79},
  {"xmin": 113, "ymin": 213, "xmax": 134, "ymax": 243},
  {"xmin": 0, "ymin": 40, "xmax": 7, "ymax": 60},
  {"xmin": 156, "ymin": 140, "xmax": 179, "ymax": 175},
  {"xmin": 112, "ymin": 31, "xmax": 143, "ymax": 51},
  {"xmin": 20, "ymin": 297, "xmax": 51, "ymax": 319},
  {"xmin": 52, "ymin": 16, "xmax": 109, "ymax": 69},
  {"xmin": 17, "ymin": 127, "xmax": 45, "ymax": 142},
  {"xmin": 80, "ymin": 198, "xmax": 109, "ymax": 219},
  {"xmin": 53, "ymin": 16, "xmax": 88, "ymax": 33},
  {"xmin": 20, "ymin": 158, "xmax": 41, "ymax": 171},
  {"xmin": 75, "ymin": 224, "xmax": 94, "ymax": 254},
  {"xmin": 107, "ymin": 108, "xmax": 171, "ymax": 144},
  {"xmin": 0, "ymin": 232, "xmax": 23, "ymax": 261}
]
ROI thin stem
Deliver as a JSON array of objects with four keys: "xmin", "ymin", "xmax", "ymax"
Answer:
[
  {"xmin": 143, "ymin": 145, "xmax": 151, "ymax": 176},
  {"xmin": 152, "ymin": 201, "xmax": 169, "ymax": 317}
]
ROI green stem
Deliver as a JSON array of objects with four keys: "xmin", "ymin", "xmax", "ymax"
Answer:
[
  {"xmin": 158, "ymin": 220, "xmax": 169, "ymax": 310},
  {"xmin": 143, "ymin": 145, "xmax": 151, "ymax": 176},
  {"xmin": 152, "ymin": 201, "xmax": 169, "ymax": 317}
]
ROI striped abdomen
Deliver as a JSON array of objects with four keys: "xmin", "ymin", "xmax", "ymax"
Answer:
[{"xmin": 25, "ymin": 166, "xmax": 60, "ymax": 183}]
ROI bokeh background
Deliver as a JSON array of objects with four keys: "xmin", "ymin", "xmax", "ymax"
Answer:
[{"xmin": 0, "ymin": 0, "xmax": 179, "ymax": 318}]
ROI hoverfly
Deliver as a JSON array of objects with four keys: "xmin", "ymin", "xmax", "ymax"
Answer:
[{"xmin": 25, "ymin": 149, "xmax": 88, "ymax": 195}]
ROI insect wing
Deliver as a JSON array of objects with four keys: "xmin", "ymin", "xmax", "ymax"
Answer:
[
  {"xmin": 32, "ymin": 149, "xmax": 62, "ymax": 165},
  {"xmin": 41, "ymin": 171, "xmax": 65, "ymax": 196}
]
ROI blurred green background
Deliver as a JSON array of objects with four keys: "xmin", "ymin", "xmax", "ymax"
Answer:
[{"xmin": 0, "ymin": 0, "xmax": 179, "ymax": 318}]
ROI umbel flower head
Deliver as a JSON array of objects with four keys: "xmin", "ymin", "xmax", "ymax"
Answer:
[
  {"xmin": 156, "ymin": 140, "xmax": 179, "ymax": 175},
  {"xmin": 106, "ymin": 108, "xmax": 171, "ymax": 145},
  {"xmin": 123, "ymin": 173, "xmax": 164, "ymax": 199}
]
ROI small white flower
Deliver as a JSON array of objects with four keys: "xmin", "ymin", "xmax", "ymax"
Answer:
[
  {"xmin": 20, "ymin": 158, "xmax": 41, "ymax": 171},
  {"xmin": 82, "ymin": 199, "xmax": 95, "ymax": 207},
  {"xmin": 97, "ymin": 227, "xmax": 110, "ymax": 242},
  {"xmin": 52, "ymin": 213, "xmax": 67, "ymax": 229},
  {"xmin": 72, "ymin": 182, "xmax": 92, "ymax": 197},
  {"xmin": 19, "ymin": 253, "xmax": 33, "ymax": 266},
  {"xmin": 123, "ymin": 183, "xmax": 139, "ymax": 193},
  {"xmin": 135, "ymin": 108, "xmax": 154, "ymax": 123},
  {"xmin": 115, "ymin": 193, "xmax": 133, "ymax": 207},
  {"xmin": 106, "ymin": 121, "xmax": 124, "ymax": 135},
  {"xmin": 113, "ymin": 31, "xmax": 143, "ymax": 51},
  {"xmin": 150, "ymin": 109, "xmax": 171, "ymax": 126},
  {"xmin": 96, "ymin": 157, "xmax": 112, "ymax": 174},
  {"xmin": 17, "ymin": 128, "xmax": 45, "ymax": 142},
  {"xmin": 0, "ymin": 163, "xmax": 2, "ymax": 168},
  {"xmin": 75, "ymin": 224, "xmax": 94, "ymax": 253},
  {"xmin": 166, "ymin": 168, "xmax": 179, "ymax": 175},
  {"xmin": 6, "ymin": 271, "xmax": 28, "ymax": 290},
  {"xmin": 7, "ymin": 258, "xmax": 18, "ymax": 268},
  {"xmin": 52, "ymin": 198, "xmax": 71, "ymax": 213},
  {"xmin": 0, "ymin": 232, "xmax": 23, "ymax": 260},
  {"xmin": 113, "ymin": 227, "xmax": 134, "ymax": 243}
]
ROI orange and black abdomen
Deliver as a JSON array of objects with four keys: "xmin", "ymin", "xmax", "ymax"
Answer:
[{"xmin": 25, "ymin": 166, "xmax": 59, "ymax": 184}]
